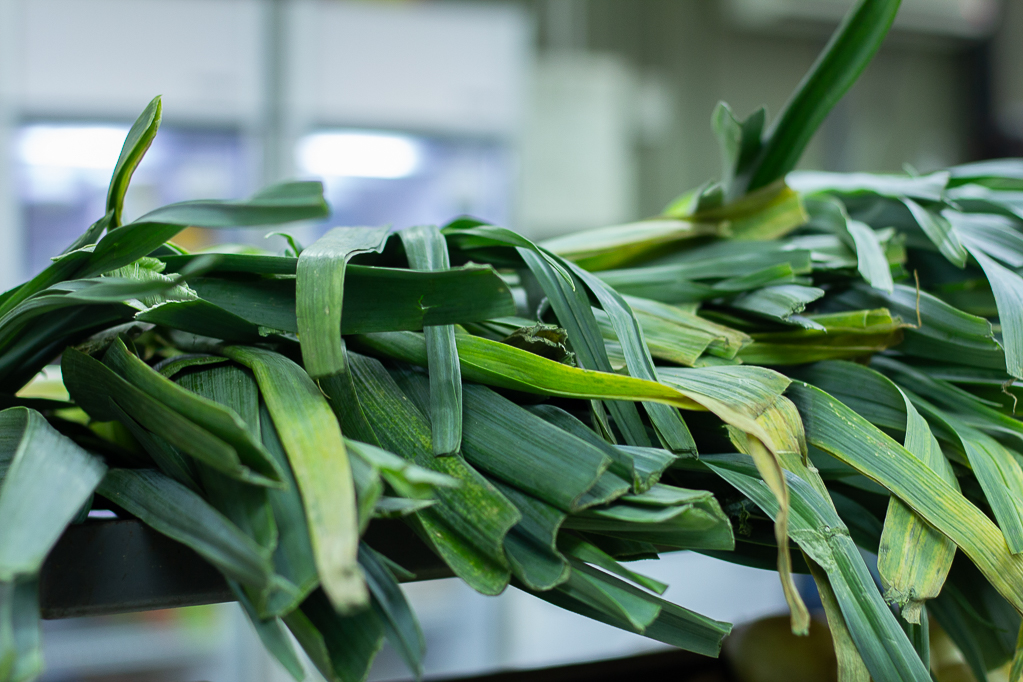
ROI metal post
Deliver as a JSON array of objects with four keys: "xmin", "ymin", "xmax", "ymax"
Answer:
[
  {"xmin": 262, "ymin": 0, "xmax": 290, "ymax": 186},
  {"xmin": 0, "ymin": 0, "xmax": 22, "ymax": 289}
]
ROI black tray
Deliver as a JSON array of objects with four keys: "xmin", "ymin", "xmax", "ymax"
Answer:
[{"xmin": 39, "ymin": 518, "xmax": 450, "ymax": 619}]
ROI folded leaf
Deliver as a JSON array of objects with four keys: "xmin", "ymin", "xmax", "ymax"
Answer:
[
  {"xmin": 181, "ymin": 263, "xmax": 515, "ymax": 335},
  {"xmin": 789, "ymin": 382, "xmax": 1023, "ymax": 616},
  {"xmin": 494, "ymin": 482, "xmax": 570, "ymax": 591},
  {"xmin": 0, "ymin": 408, "xmax": 106, "ymax": 581},
  {"xmin": 703, "ymin": 453, "xmax": 931, "ymax": 682},
  {"xmin": 62, "ymin": 348, "xmax": 275, "ymax": 486},
  {"xmin": 105, "ymin": 338, "xmax": 283, "ymax": 484},
  {"xmin": 80, "ymin": 181, "xmax": 329, "ymax": 280},
  {"xmin": 296, "ymin": 226, "xmax": 390, "ymax": 379},
  {"xmin": 223, "ymin": 345, "xmax": 367, "ymax": 614},
  {"xmin": 563, "ymin": 491, "xmax": 733, "ymax": 551}
]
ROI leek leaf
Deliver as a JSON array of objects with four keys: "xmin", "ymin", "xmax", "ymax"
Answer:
[
  {"xmin": 525, "ymin": 566, "xmax": 731, "ymax": 656},
  {"xmin": 81, "ymin": 181, "xmax": 329, "ymax": 279},
  {"xmin": 703, "ymin": 453, "xmax": 931, "ymax": 681},
  {"xmin": 962, "ymin": 240, "xmax": 1023, "ymax": 379},
  {"xmin": 519, "ymin": 249, "xmax": 652, "ymax": 447},
  {"xmin": 493, "ymin": 482, "xmax": 570, "ymax": 591},
  {"xmin": 105, "ymin": 338, "xmax": 282, "ymax": 484},
  {"xmin": 360, "ymin": 544, "xmax": 425, "ymax": 679},
  {"xmin": 347, "ymin": 351, "xmax": 519, "ymax": 595},
  {"xmin": 788, "ymin": 171, "xmax": 947, "ymax": 201},
  {"xmin": 62, "ymin": 348, "xmax": 276, "ymax": 486},
  {"xmin": 259, "ymin": 403, "xmax": 319, "ymax": 618},
  {"xmin": 558, "ymin": 534, "xmax": 667, "ymax": 595},
  {"xmin": 398, "ymin": 225, "xmax": 462, "ymax": 456},
  {"xmin": 565, "ymin": 260, "xmax": 696, "ymax": 454},
  {"xmin": 0, "ymin": 408, "xmax": 106, "ymax": 580},
  {"xmin": 230, "ymin": 580, "xmax": 304, "ymax": 682},
  {"xmin": 222, "ymin": 345, "xmax": 367, "ymax": 613},
  {"xmin": 107, "ymin": 96, "xmax": 162, "ymax": 226},
  {"xmin": 297, "ymin": 589, "xmax": 384, "ymax": 682},
  {"xmin": 789, "ymin": 382, "xmax": 1023, "ymax": 615},
  {"xmin": 902, "ymin": 198, "xmax": 967, "ymax": 267},
  {"xmin": 296, "ymin": 226, "xmax": 390, "ymax": 379},
  {"xmin": 740, "ymin": 0, "xmax": 902, "ymax": 191},
  {"xmin": 98, "ymin": 468, "xmax": 273, "ymax": 590}
]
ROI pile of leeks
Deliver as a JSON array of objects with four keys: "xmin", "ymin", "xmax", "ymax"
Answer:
[{"xmin": 5, "ymin": 1, "xmax": 1023, "ymax": 681}]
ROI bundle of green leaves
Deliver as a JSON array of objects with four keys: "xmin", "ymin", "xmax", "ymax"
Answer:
[{"xmin": 3, "ymin": 1, "xmax": 1023, "ymax": 681}]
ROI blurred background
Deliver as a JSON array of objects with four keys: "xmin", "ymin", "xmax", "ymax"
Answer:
[{"xmin": 0, "ymin": 0, "xmax": 1017, "ymax": 679}]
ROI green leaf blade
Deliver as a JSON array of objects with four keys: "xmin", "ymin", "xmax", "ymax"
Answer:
[
  {"xmin": 224, "ymin": 345, "xmax": 367, "ymax": 614},
  {"xmin": 742, "ymin": 0, "xmax": 903, "ymax": 191},
  {"xmin": 297, "ymin": 226, "xmax": 390, "ymax": 379},
  {"xmin": 0, "ymin": 408, "xmax": 107, "ymax": 580},
  {"xmin": 398, "ymin": 225, "xmax": 462, "ymax": 456},
  {"xmin": 107, "ymin": 96, "xmax": 162, "ymax": 225}
]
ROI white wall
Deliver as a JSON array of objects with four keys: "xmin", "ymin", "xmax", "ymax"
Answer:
[
  {"xmin": 518, "ymin": 52, "xmax": 639, "ymax": 239},
  {"xmin": 18, "ymin": 0, "xmax": 266, "ymax": 124},
  {"xmin": 288, "ymin": 0, "xmax": 530, "ymax": 138}
]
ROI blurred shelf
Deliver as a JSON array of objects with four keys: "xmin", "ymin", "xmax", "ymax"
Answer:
[
  {"xmin": 40, "ymin": 520, "xmax": 732, "ymax": 681},
  {"xmin": 439, "ymin": 648, "xmax": 731, "ymax": 682},
  {"xmin": 39, "ymin": 518, "xmax": 450, "ymax": 620}
]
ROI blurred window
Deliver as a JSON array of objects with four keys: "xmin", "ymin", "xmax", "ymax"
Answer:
[
  {"xmin": 295, "ymin": 128, "xmax": 513, "ymax": 236},
  {"xmin": 16, "ymin": 122, "xmax": 250, "ymax": 274}
]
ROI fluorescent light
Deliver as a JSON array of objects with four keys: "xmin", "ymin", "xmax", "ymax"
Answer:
[
  {"xmin": 18, "ymin": 125, "xmax": 129, "ymax": 170},
  {"xmin": 297, "ymin": 131, "xmax": 421, "ymax": 179}
]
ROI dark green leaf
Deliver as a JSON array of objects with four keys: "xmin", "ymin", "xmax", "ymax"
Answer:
[
  {"xmin": 360, "ymin": 544, "xmax": 425, "ymax": 679},
  {"xmin": 230, "ymin": 580, "xmax": 304, "ymax": 682},
  {"xmin": 105, "ymin": 339, "xmax": 283, "ymax": 484},
  {"xmin": 98, "ymin": 468, "xmax": 273, "ymax": 589},
  {"xmin": 739, "ymin": 0, "xmax": 903, "ymax": 193},
  {"xmin": 107, "ymin": 96, "xmax": 162, "ymax": 225},
  {"xmin": 294, "ymin": 589, "xmax": 384, "ymax": 682},
  {"xmin": 79, "ymin": 181, "xmax": 329, "ymax": 279},
  {"xmin": 347, "ymin": 351, "xmax": 519, "ymax": 595},
  {"xmin": 558, "ymin": 534, "xmax": 667, "ymax": 594},
  {"xmin": 525, "ymin": 565, "xmax": 731, "ymax": 657},
  {"xmin": 493, "ymin": 482, "xmax": 570, "ymax": 591}
]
